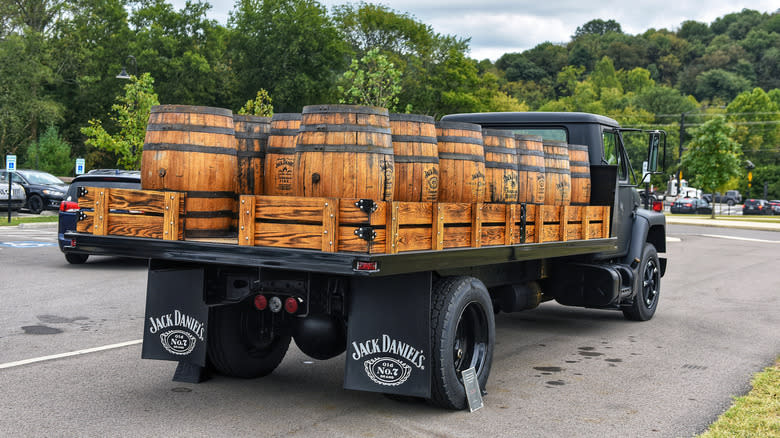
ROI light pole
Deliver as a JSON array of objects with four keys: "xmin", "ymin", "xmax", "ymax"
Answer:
[
  {"xmin": 116, "ymin": 55, "xmax": 137, "ymax": 80},
  {"xmin": 677, "ymin": 110, "xmax": 692, "ymax": 197}
]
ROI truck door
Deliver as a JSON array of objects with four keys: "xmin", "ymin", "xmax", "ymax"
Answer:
[{"xmin": 602, "ymin": 128, "xmax": 637, "ymax": 257}]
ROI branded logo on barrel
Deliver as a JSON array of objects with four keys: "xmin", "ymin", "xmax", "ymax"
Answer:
[
  {"xmin": 351, "ymin": 334, "xmax": 425, "ymax": 386},
  {"xmin": 148, "ymin": 310, "xmax": 205, "ymax": 356}
]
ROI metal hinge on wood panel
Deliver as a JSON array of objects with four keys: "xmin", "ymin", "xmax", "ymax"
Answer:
[
  {"xmin": 354, "ymin": 226, "xmax": 376, "ymax": 242},
  {"xmin": 354, "ymin": 199, "xmax": 378, "ymax": 214},
  {"xmin": 77, "ymin": 187, "xmax": 89, "ymax": 198},
  {"xmin": 77, "ymin": 211, "xmax": 88, "ymax": 221},
  {"xmin": 520, "ymin": 203, "xmax": 527, "ymax": 244}
]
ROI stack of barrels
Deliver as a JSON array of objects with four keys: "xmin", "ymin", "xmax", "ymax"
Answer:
[{"xmin": 140, "ymin": 104, "xmax": 592, "ymax": 237}]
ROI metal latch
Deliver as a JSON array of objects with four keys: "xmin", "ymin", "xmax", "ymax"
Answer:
[
  {"xmin": 77, "ymin": 187, "xmax": 89, "ymax": 198},
  {"xmin": 355, "ymin": 199, "xmax": 378, "ymax": 214},
  {"xmin": 354, "ymin": 226, "xmax": 376, "ymax": 242}
]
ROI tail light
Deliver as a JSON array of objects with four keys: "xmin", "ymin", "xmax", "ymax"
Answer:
[
  {"xmin": 684, "ymin": 203, "xmax": 692, "ymax": 207},
  {"xmin": 254, "ymin": 294, "xmax": 268, "ymax": 310},
  {"xmin": 284, "ymin": 297, "xmax": 300, "ymax": 314},
  {"xmin": 59, "ymin": 200, "xmax": 79, "ymax": 212},
  {"xmin": 652, "ymin": 201, "xmax": 663, "ymax": 212}
]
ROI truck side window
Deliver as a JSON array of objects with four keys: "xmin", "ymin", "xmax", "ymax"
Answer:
[{"xmin": 602, "ymin": 131, "xmax": 627, "ymax": 181}]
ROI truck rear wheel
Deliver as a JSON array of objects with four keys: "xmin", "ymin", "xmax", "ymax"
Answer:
[
  {"xmin": 430, "ymin": 276, "xmax": 495, "ymax": 410},
  {"xmin": 622, "ymin": 243, "xmax": 660, "ymax": 321},
  {"xmin": 207, "ymin": 300, "xmax": 291, "ymax": 378}
]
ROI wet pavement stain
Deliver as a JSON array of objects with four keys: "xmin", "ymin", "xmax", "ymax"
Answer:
[
  {"xmin": 21, "ymin": 325, "xmax": 63, "ymax": 335},
  {"xmin": 605, "ymin": 358, "xmax": 623, "ymax": 363},
  {"xmin": 542, "ymin": 372, "xmax": 552, "ymax": 375},
  {"xmin": 546, "ymin": 380, "xmax": 565, "ymax": 386},
  {"xmin": 533, "ymin": 366, "xmax": 563, "ymax": 372},
  {"xmin": 565, "ymin": 360, "xmax": 578, "ymax": 363},
  {"xmin": 579, "ymin": 346, "xmax": 596, "ymax": 351},
  {"xmin": 579, "ymin": 351, "xmax": 604, "ymax": 357}
]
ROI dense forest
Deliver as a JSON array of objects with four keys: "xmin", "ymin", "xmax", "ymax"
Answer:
[{"xmin": 1, "ymin": 0, "xmax": 778, "ymax": 196}]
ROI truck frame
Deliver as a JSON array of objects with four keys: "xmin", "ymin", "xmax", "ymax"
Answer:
[{"xmin": 65, "ymin": 111, "xmax": 667, "ymax": 410}]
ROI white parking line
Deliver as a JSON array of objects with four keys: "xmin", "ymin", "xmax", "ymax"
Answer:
[
  {"xmin": 700, "ymin": 234, "xmax": 779, "ymax": 244},
  {"xmin": 0, "ymin": 339, "xmax": 142, "ymax": 370}
]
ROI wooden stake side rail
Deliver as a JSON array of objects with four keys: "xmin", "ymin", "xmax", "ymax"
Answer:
[
  {"xmin": 76, "ymin": 188, "xmax": 610, "ymax": 255},
  {"xmin": 76, "ymin": 187, "xmax": 185, "ymax": 240}
]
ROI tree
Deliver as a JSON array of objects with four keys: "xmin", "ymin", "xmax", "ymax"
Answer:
[
  {"xmin": 726, "ymin": 87, "xmax": 780, "ymax": 166},
  {"xmin": 337, "ymin": 48, "xmax": 403, "ymax": 110},
  {"xmin": 80, "ymin": 73, "xmax": 159, "ymax": 169},
  {"xmin": 680, "ymin": 117, "xmax": 741, "ymax": 218},
  {"xmin": 22, "ymin": 125, "xmax": 72, "ymax": 175},
  {"xmin": 573, "ymin": 19, "xmax": 622, "ymax": 38},
  {"xmin": 238, "ymin": 89, "xmax": 274, "ymax": 117}
]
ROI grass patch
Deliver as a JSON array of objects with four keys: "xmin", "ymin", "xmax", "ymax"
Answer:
[
  {"xmin": 699, "ymin": 359, "xmax": 780, "ymax": 437},
  {"xmin": 0, "ymin": 215, "xmax": 58, "ymax": 226}
]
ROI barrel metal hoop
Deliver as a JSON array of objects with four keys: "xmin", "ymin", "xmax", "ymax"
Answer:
[
  {"xmin": 389, "ymin": 113, "xmax": 435, "ymax": 123},
  {"xmin": 236, "ymin": 151, "xmax": 266, "ymax": 158},
  {"xmin": 265, "ymin": 147, "xmax": 296, "ymax": 155},
  {"xmin": 437, "ymin": 135, "xmax": 484, "ymax": 145},
  {"xmin": 569, "ymin": 160, "xmax": 590, "ymax": 167},
  {"xmin": 151, "ymin": 105, "xmax": 233, "ymax": 117},
  {"xmin": 518, "ymin": 150, "xmax": 545, "ymax": 157},
  {"xmin": 391, "ymin": 135, "xmax": 438, "ymax": 144},
  {"xmin": 302, "ymin": 105, "xmax": 389, "ymax": 116},
  {"xmin": 517, "ymin": 165, "xmax": 546, "ymax": 172},
  {"xmin": 235, "ymin": 132, "xmax": 270, "ymax": 140},
  {"xmin": 146, "ymin": 124, "xmax": 235, "ymax": 135},
  {"xmin": 545, "ymin": 168, "xmax": 571, "ymax": 175},
  {"xmin": 485, "ymin": 161, "xmax": 518, "ymax": 170},
  {"xmin": 393, "ymin": 155, "xmax": 439, "ymax": 164},
  {"xmin": 233, "ymin": 115, "xmax": 271, "ymax": 124},
  {"xmin": 483, "ymin": 146, "xmax": 517, "ymax": 155},
  {"xmin": 438, "ymin": 152, "xmax": 485, "ymax": 162},
  {"xmin": 295, "ymin": 144, "xmax": 394, "ymax": 155},
  {"xmin": 544, "ymin": 154, "xmax": 570, "ymax": 161},
  {"xmin": 298, "ymin": 124, "xmax": 391, "ymax": 134},
  {"xmin": 269, "ymin": 128, "xmax": 300, "ymax": 136},
  {"xmin": 143, "ymin": 143, "xmax": 237, "ymax": 156},
  {"xmin": 271, "ymin": 113, "xmax": 303, "ymax": 121},
  {"xmin": 570, "ymin": 172, "xmax": 592, "ymax": 178}
]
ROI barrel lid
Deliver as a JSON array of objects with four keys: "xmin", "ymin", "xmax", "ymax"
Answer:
[
  {"xmin": 233, "ymin": 114, "xmax": 271, "ymax": 123},
  {"xmin": 302, "ymin": 104, "xmax": 389, "ymax": 116},
  {"xmin": 271, "ymin": 113, "xmax": 302, "ymax": 121},
  {"xmin": 435, "ymin": 121, "xmax": 482, "ymax": 132},
  {"xmin": 515, "ymin": 134, "xmax": 543, "ymax": 142},
  {"xmin": 482, "ymin": 129, "xmax": 516, "ymax": 139},
  {"xmin": 151, "ymin": 105, "xmax": 233, "ymax": 117},
  {"xmin": 389, "ymin": 113, "xmax": 435, "ymax": 124}
]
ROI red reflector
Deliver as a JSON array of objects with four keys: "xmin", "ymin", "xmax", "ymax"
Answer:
[
  {"xmin": 70, "ymin": 239, "xmax": 77, "ymax": 247},
  {"xmin": 684, "ymin": 203, "xmax": 692, "ymax": 207},
  {"xmin": 254, "ymin": 295, "xmax": 267, "ymax": 310},
  {"xmin": 355, "ymin": 261, "xmax": 378, "ymax": 271},
  {"xmin": 59, "ymin": 201, "xmax": 79, "ymax": 212},
  {"xmin": 652, "ymin": 201, "xmax": 663, "ymax": 212},
  {"xmin": 284, "ymin": 297, "xmax": 299, "ymax": 314}
]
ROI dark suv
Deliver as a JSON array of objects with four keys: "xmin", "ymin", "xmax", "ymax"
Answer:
[
  {"xmin": 742, "ymin": 199, "xmax": 771, "ymax": 216},
  {"xmin": 0, "ymin": 169, "xmax": 68, "ymax": 213},
  {"xmin": 58, "ymin": 169, "xmax": 141, "ymax": 264}
]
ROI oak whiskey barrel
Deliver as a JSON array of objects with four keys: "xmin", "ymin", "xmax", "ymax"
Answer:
[
  {"xmin": 542, "ymin": 140, "xmax": 571, "ymax": 206},
  {"xmin": 516, "ymin": 134, "xmax": 545, "ymax": 204},
  {"xmin": 435, "ymin": 121, "xmax": 486, "ymax": 203},
  {"xmin": 234, "ymin": 114, "xmax": 270, "ymax": 195},
  {"xmin": 390, "ymin": 113, "xmax": 439, "ymax": 202},
  {"xmin": 482, "ymin": 129, "xmax": 518, "ymax": 203},
  {"xmin": 142, "ymin": 105, "xmax": 237, "ymax": 237},
  {"xmin": 264, "ymin": 113, "xmax": 301, "ymax": 196},
  {"xmin": 568, "ymin": 143, "xmax": 591, "ymax": 205},
  {"xmin": 295, "ymin": 105, "xmax": 394, "ymax": 200}
]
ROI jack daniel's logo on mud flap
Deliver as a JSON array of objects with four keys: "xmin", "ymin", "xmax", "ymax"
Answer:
[
  {"xmin": 351, "ymin": 334, "xmax": 425, "ymax": 386},
  {"xmin": 148, "ymin": 310, "xmax": 205, "ymax": 356}
]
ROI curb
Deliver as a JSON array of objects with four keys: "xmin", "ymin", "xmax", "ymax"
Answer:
[
  {"xmin": 17, "ymin": 222, "xmax": 58, "ymax": 230},
  {"xmin": 665, "ymin": 217, "xmax": 780, "ymax": 232}
]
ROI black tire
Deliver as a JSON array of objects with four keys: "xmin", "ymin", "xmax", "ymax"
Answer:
[
  {"xmin": 622, "ymin": 243, "xmax": 661, "ymax": 321},
  {"xmin": 430, "ymin": 276, "xmax": 495, "ymax": 410},
  {"xmin": 727, "ymin": 199, "xmax": 735, "ymax": 206},
  {"xmin": 27, "ymin": 195, "xmax": 44, "ymax": 214},
  {"xmin": 207, "ymin": 300, "xmax": 291, "ymax": 378},
  {"xmin": 65, "ymin": 253, "xmax": 89, "ymax": 264}
]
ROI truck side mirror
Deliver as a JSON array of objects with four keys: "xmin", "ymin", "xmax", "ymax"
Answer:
[{"xmin": 647, "ymin": 131, "xmax": 664, "ymax": 173}]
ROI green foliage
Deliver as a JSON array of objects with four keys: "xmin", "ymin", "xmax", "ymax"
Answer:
[
  {"xmin": 727, "ymin": 87, "xmax": 780, "ymax": 166},
  {"xmin": 681, "ymin": 117, "xmax": 742, "ymax": 217},
  {"xmin": 80, "ymin": 73, "xmax": 159, "ymax": 170},
  {"xmin": 337, "ymin": 48, "xmax": 403, "ymax": 110},
  {"xmin": 238, "ymin": 89, "xmax": 274, "ymax": 117},
  {"xmin": 22, "ymin": 125, "xmax": 73, "ymax": 175}
]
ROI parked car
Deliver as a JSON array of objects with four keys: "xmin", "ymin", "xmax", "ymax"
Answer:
[
  {"xmin": 0, "ymin": 174, "xmax": 27, "ymax": 211},
  {"xmin": 58, "ymin": 169, "xmax": 141, "ymax": 264},
  {"xmin": 0, "ymin": 169, "xmax": 68, "ymax": 213},
  {"xmin": 670, "ymin": 197, "xmax": 712, "ymax": 214},
  {"xmin": 742, "ymin": 199, "xmax": 772, "ymax": 216},
  {"xmin": 768, "ymin": 200, "xmax": 780, "ymax": 215}
]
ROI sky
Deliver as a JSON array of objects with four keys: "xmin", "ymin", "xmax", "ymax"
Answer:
[{"xmin": 179, "ymin": 0, "xmax": 779, "ymax": 61}]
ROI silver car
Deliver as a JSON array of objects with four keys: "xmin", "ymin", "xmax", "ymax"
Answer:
[{"xmin": 0, "ymin": 175, "xmax": 27, "ymax": 211}]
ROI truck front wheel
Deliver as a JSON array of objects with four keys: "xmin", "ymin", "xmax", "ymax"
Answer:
[
  {"xmin": 430, "ymin": 276, "xmax": 495, "ymax": 410},
  {"xmin": 622, "ymin": 243, "xmax": 660, "ymax": 321},
  {"xmin": 207, "ymin": 300, "xmax": 291, "ymax": 378}
]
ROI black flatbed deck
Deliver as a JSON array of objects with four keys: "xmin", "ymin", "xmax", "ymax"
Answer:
[{"xmin": 66, "ymin": 232, "xmax": 617, "ymax": 277}]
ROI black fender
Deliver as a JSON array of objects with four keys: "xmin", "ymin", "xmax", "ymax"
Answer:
[{"xmin": 622, "ymin": 209, "xmax": 667, "ymax": 279}]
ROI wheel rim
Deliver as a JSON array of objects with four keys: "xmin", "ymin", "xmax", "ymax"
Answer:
[
  {"xmin": 642, "ymin": 258, "xmax": 660, "ymax": 308},
  {"xmin": 452, "ymin": 301, "xmax": 489, "ymax": 379},
  {"xmin": 30, "ymin": 196, "xmax": 43, "ymax": 212}
]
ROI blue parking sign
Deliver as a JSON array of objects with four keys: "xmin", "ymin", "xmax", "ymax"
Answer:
[
  {"xmin": 5, "ymin": 155, "xmax": 16, "ymax": 171},
  {"xmin": 76, "ymin": 158, "xmax": 85, "ymax": 175}
]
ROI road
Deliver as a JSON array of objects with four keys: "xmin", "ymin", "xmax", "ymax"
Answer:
[{"xmin": 0, "ymin": 223, "xmax": 778, "ymax": 437}]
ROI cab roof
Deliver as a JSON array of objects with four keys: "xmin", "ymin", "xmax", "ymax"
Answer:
[{"xmin": 441, "ymin": 112, "xmax": 620, "ymax": 128}]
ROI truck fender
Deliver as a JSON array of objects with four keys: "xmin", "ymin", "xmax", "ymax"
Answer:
[{"xmin": 622, "ymin": 209, "xmax": 667, "ymax": 280}]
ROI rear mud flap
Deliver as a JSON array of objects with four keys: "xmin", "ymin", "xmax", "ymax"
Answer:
[
  {"xmin": 344, "ymin": 272, "xmax": 431, "ymax": 398},
  {"xmin": 141, "ymin": 264, "xmax": 208, "ymax": 367}
]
